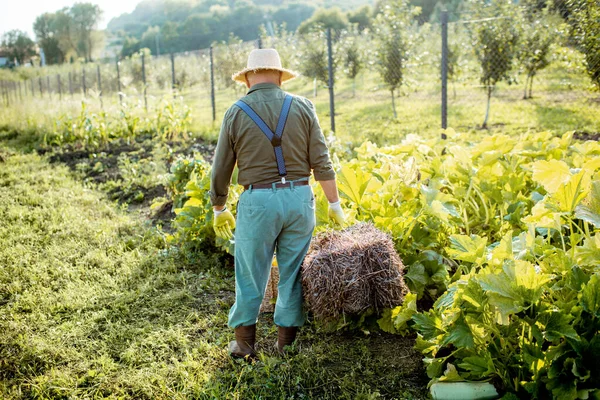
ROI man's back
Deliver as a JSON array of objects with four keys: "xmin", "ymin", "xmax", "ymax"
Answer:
[{"xmin": 211, "ymin": 82, "xmax": 334, "ymax": 205}]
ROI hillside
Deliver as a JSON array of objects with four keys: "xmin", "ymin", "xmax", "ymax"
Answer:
[{"xmin": 108, "ymin": 0, "xmax": 375, "ymax": 56}]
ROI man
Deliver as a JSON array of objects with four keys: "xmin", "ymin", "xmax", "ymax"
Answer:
[{"xmin": 209, "ymin": 48, "xmax": 345, "ymax": 359}]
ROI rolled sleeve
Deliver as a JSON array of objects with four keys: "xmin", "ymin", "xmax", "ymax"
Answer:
[
  {"xmin": 307, "ymin": 101, "xmax": 335, "ymax": 181},
  {"xmin": 210, "ymin": 112, "xmax": 236, "ymax": 206}
]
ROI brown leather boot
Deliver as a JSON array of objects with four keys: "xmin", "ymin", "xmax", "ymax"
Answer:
[
  {"xmin": 276, "ymin": 326, "xmax": 298, "ymax": 355},
  {"xmin": 229, "ymin": 325, "xmax": 256, "ymax": 359}
]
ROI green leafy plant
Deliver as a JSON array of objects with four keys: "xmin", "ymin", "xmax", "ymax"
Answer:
[
  {"xmin": 167, "ymin": 157, "xmax": 242, "ymax": 256},
  {"xmin": 410, "ymin": 157, "xmax": 600, "ymax": 398}
]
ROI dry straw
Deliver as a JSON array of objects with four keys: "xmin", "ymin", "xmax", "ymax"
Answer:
[{"xmin": 302, "ymin": 223, "xmax": 408, "ymax": 322}]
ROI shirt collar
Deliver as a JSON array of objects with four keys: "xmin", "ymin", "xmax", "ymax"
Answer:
[{"xmin": 246, "ymin": 82, "xmax": 281, "ymax": 95}]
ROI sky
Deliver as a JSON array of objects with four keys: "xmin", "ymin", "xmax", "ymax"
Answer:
[{"xmin": 0, "ymin": 0, "xmax": 141, "ymax": 39}]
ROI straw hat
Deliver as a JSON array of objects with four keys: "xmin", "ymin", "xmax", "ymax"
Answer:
[{"xmin": 231, "ymin": 49, "xmax": 299, "ymax": 85}]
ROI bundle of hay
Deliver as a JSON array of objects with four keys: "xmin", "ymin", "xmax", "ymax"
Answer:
[{"xmin": 302, "ymin": 223, "xmax": 408, "ymax": 322}]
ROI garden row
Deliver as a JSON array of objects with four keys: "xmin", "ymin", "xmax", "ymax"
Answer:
[{"xmin": 165, "ymin": 129, "xmax": 600, "ymax": 398}]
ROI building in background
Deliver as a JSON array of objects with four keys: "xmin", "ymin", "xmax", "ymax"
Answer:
[{"xmin": 0, "ymin": 48, "xmax": 9, "ymax": 67}]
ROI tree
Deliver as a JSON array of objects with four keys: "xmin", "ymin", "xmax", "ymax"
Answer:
[
  {"xmin": 568, "ymin": 0, "xmax": 600, "ymax": 89},
  {"xmin": 297, "ymin": 31, "xmax": 330, "ymax": 97},
  {"xmin": 341, "ymin": 34, "xmax": 363, "ymax": 96},
  {"xmin": 70, "ymin": 3, "xmax": 103, "ymax": 61},
  {"xmin": 1, "ymin": 30, "xmax": 35, "ymax": 65},
  {"xmin": 298, "ymin": 8, "xmax": 348, "ymax": 35},
  {"xmin": 518, "ymin": 16, "xmax": 554, "ymax": 99},
  {"xmin": 53, "ymin": 8, "xmax": 78, "ymax": 60},
  {"xmin": 33, "ymin": 13, "xmax": 65, "ymax": 65},
  {"xmin": 467, "ymin": 0, "xmax": 520, "ymax": 128},
  {"xmin": 347, "ymin": 5, "xmax": 373, "ymax": 31},
  {"xmin": 373, "ymin": 0, "xmax": 416, "ymax": 118},
  {"xmin": 213, "ymin": 34, "xmax": 247, "ymax": 94}
]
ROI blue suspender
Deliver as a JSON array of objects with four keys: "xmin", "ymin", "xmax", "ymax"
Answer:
[{"xmin": 234, "ymin": 94, "xmax": 294, "ymax": 182}]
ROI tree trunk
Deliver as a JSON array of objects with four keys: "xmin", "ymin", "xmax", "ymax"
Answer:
[
  {"xmin": 523, "ymin": 76, "xmax": 529, "ymax": 99},
  {"xmin": 352, "ymin": 78, "xmax": 356, "ymax": 97},
  {"xmin": 391, "ymin": 88, "xmax": 397, "ymax": 119},
  {"xmin": 529, "ymin": 74, "xmax": 534, "ymax": 99},
  {"xmin": 482, "ymin": 85, "xmax": 492, "ymax": 129},
  {"xmin": 313, "ymin": 77, "xmax": 317, "ymax": 98}
]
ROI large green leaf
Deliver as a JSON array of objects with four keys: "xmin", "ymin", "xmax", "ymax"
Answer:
[
  {"xmin": 412, "ymin": 310, "xmax": 444, "ymax": 340},
  {"xmin": 457, "ymin": 355, "xmax": 494, "ymax": 377},
  {"xmin": 377, "ymin": 292, "xmax": 418, "ymax": 334},
  {"xmin": 336, "ymin": 164, "xmax": 372, "ymax": 205},
  {"xmin": 447, "ymin": 234, "xmax": 487, "ymax": 264},
  {"xmin": 477, "ymin": 261, "xmax": 553, "ymax": 318},
  {"xmin": 540, "ymin": 312, "xmax": 579, "ymax": 342},
  {"xmin": 576, "ymin": 235, "xmax": 600, "ymax": 267},
  {"xmin": 421, "ymin": 186, "xmax": 460, "ymax": 223},
  {"xmin": 440, "ymin": 317, "xmax": 475, "ymax": 349},
  {"xmin": 575, "ymin": 181, "xmax": 600, "ymax": 227},
  {"xmin": 552, "ymin": 170, "xmax": 590, "ymax": 213},
  {"xmin": 404, "ymin": 263, "xmax": 428, "ymax": 298},
  {"xmin": 581, "ymin": 274, "xmax": 600, "ymax": 318},
  {"xmin": 531, "ymin": 159, "xmax": 571, "ymax": 194}
]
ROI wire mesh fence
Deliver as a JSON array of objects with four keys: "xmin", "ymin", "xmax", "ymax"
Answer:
[{"xmin": 1, "ymin": 0, "xmax": 598, "ymax": 137}]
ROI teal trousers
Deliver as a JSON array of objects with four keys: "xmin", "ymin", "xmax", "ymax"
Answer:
[{"xmin": 228, "ymin": 181, "xmax": 316, "ymax": 328}]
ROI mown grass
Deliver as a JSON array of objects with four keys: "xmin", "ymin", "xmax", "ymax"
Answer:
[{"xmin": 0, "ymin": 135, "xmax": 427, "ymax": 399}]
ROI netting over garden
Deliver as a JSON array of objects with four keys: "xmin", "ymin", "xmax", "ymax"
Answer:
[{"xmin": 1, "ymin": 0, "xmax": 598, "ymax": 138}]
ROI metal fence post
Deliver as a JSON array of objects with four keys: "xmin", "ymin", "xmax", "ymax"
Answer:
[
  {"xmin": 39, "ymin": 77, "xmax": 43, "ymax": 97},
  {"xmin": 256, "ymin": 38, "xmax": 262, "ymax": 49},
  {"xmin": 68, "ymin": 71, "xmax": 73, "ymax": 97},
  {"xmin": 141, "ymin": 53, "xmax": 147, "ymax": 111},
  {"xmin": 82, "ymin": 68, "xmax": 87, "ymax": 97},
  {"xmin": 58, "ymin": 74, "xmax": 62, "ymax": 100},
  {"xmin": 116, "ymin": 58, "xmax": 123, "ymax": 105},
  {"xmin": 326, "ymin": 28, "xmax": 336, "ymax": 133},
  {"xmin": 171, "ymin": 52, "xmax": 176, "ymax": 98},
  {"xmin": 441, "ymin": 10, "xmax": 448, "ymax": 138},
  {"xmin": 210, "ymin": 46, "xmax": 216, "ymax": 122}
]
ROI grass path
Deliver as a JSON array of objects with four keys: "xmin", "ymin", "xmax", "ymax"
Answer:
[{"xmin": 0, "ymin": 145, "xmax": 427, "ymax": 399}]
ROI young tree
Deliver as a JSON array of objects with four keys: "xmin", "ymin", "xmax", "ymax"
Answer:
[
  {"xmin": 518, "ymin": 18, "xmax": 554, "ymax": 99},
  {"xmin": 568, "ymin": 0, "xmax": 600, "ymax": 89},
  {"xmin": 213, "ymin": 34, "xmax": 247, "ymax": 94},
  {"xmin": 373, "ymin": 0, "xmax": 417, "ymax": 118},
  {"xmin": 467, "ymin": 0, "xmax": 520, "ymax": 128},
  {"xmin": 1, "ymin": 30, "xmax": 35, "ymax": 65},
  {"xmin": 341, "ymin": 34, "xmax": 363, "ymax": 97},
  {"xmin": 297, "ymin": 31, "xmax": 330, "ymax": 97}
]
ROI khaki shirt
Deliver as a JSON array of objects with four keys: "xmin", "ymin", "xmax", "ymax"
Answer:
[{"xmin": 210, "ymin": 83, "xmax": 335, "ymax": 206}]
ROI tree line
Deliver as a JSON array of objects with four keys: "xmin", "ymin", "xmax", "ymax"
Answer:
[{"xmin": 1, "ymin": 2, "xmax": 102, "ymax": 67}]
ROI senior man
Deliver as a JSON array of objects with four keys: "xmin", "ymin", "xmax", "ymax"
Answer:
[{"xmin": 210, "ymin": 49, "xmax": 345, "ymax": 359}]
